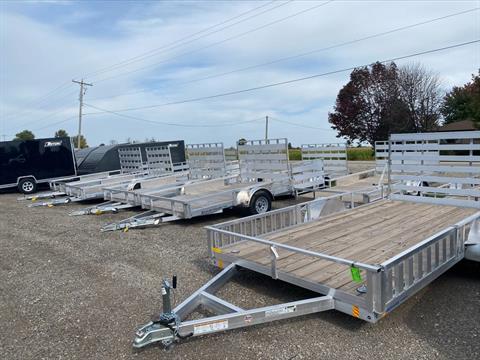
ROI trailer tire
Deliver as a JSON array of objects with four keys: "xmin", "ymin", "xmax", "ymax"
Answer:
[
  {"xmin": 18, "ymin": 178, "xmax": 37, "ymax": 194},
  {"xmin": 248, "ymin": 190, "xmax": 272, "ymax": 215}
]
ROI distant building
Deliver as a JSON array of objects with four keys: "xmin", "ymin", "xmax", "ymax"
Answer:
[{"xmin": 438, "ymin": 119, "xmax": 476, "ymax": 132}]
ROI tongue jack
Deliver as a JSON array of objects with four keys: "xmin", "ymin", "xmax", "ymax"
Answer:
[{"xmin": 152, "ymin": 276, "xmax": 176, "ymax": 324}]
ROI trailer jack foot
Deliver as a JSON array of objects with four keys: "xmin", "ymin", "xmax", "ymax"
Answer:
[{"xmin": 101, "ymin": 210, "xmax": 175, "ymax": 231}]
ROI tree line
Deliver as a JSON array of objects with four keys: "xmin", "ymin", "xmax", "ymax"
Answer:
[
  {"xmin": 13, "ymin": 129, "xmax": 88, "ymax": 148},
  {"xmin": 329, "ymin": 63, "xmax": 480, "ymax": 146}
]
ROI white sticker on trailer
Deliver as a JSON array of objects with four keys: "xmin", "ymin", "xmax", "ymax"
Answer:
[
  {"xmin": 193, "ymin": 320, "xmax": 229, "ymax": 335},
  {"xmin": 265, "ymin": 305, "xmax": 297, "ymax": 317}
]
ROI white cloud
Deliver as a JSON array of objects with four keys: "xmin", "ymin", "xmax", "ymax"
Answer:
[{"xmin": 1, "ymin": 1, "xmax": 478, "ymax": 145}]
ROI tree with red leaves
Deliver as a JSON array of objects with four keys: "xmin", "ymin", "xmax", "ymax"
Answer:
[
  {"xmin": 442, "ymin": 70, "xmax": 480, "ymax": 126},
  {"xmin": 329, "ymin": 62, "xmax": 441, "ymax": 146}
]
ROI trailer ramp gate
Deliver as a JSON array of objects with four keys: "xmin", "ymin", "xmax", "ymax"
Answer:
[
  {"xmin": 388, "ymin": 131, "xmax": 480, "ymax": 209},
  {"xmin": 118, "ymin": 146, "xmax": 144, "ymax": 173},
  {"xmin": 186, "ymin": 143, "xmax": 227, "ymax": 180},
  {"xmin": 300, "ymin": 142, "xmax": 388, "ymax": 201},
  {"xmin": 301, "ymin": 143, "xmax": 348, "ymax": 177},
  {"xmin": 134, "ymin": 131, "xmax": 480, "ymax": 348}
]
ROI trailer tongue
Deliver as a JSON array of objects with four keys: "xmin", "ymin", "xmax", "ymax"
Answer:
[{"xmin": 133, "ymin": 130, "xmax": 480, "ymax": 349}]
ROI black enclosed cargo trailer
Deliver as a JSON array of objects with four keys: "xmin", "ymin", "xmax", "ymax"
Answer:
[
  {"xmin": 0, "ymin": 137, "xmax": 76, "ymax": 194},
  {"xmin": 75, "ymin": 141, "xmax": 186, "ymax": 175}
]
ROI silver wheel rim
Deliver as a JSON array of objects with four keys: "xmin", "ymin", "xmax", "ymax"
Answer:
[
  {"xmin": 22, "ymin": 181, "xmax": 34, "ymax": 192},
  {"xmin": 255, "ymin": 196, "xmax": 269, "ymax": 214}
]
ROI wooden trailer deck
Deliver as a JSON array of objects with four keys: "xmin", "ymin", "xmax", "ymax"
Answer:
[{"xmin": 217, "ymin": 200, "xmax": 477, "ymax": 295}]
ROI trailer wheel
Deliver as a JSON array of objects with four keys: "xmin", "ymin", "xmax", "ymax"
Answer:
[
  {"xmin": 249, "ymin": 190, "xmax": 272, "ymax": 215},
  {"xmin": 18, "ymin": 178, "xmax": 37, "ymax": 194}
]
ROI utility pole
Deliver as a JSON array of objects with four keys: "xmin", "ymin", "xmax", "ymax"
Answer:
[
  {"xmin": 72, "ymin": 79, "xmax": 93, "ymax": 149},
  {"xmin": 265, "ymin": 115, "xmax": 269, "ymax": 141}
]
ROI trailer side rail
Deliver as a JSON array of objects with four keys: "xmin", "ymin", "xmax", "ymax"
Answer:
[{"xmin": 379, "ymin": 212, "xmax": 480, "ymax": 313}]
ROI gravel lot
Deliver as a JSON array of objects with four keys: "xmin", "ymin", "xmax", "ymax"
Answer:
[{"xmin": 1, "ymin": 163, "xmax": 479, "ymax": 360}]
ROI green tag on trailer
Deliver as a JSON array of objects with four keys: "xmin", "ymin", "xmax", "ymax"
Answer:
[{"xmin": 350, "ymin": 265, "xmax": 362, "ymax": 283}]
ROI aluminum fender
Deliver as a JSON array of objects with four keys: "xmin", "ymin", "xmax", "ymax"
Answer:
[
  {"xmin": 17, "ymin": 175, "xmax": 38, "ymax": 185},
  {"xmin": 465, "ymin": 244, "xmax": 480, "ymax": 262},
  {"xmin": 235, "ymin": 187, "xmax": 273, "ymax": 207}
]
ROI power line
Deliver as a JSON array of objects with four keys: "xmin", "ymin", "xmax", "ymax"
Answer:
[
  {"xmin": 4, "ymin": 89, "xmax": 78, "ymax": 131},
  {"xmin": 84, "ymin": 0, "xmax": 288, "ymax": 79},
  {"xmin": 4, "ymin": 1, "xmax": 285, "ymax": 121},
  {"xmin": 85, "ymin": 39, "xmax": 480, "ymax": 113},
  {"xmin": 31, "ymin": 116, "xmax": 77, "ymax": 132},
  {"xmin": 91, "ymin": 0, "xmax": 334, "ymax": 83},
  {"xmin": 91, "ymin": 7, "xmax": 478, "ymax": 102},
  {"xmin": 270, "ymin": 116, "xmax": 331, "ymax": 130},
  {"xmin": 2, "ymin": 82, "xmax": 74, "ymax": 121},
  {"xmin": 83, "ymin": 103, "xmax": 265, "ymax": 128},
  {"xmin": 174, "ymin": 7, "xmax": 479, "ymax": 86}
]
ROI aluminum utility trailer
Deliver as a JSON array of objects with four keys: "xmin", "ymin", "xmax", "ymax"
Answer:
[
  {"xmin": 18, "ymin": 170, "xmax": 123, "ymax": 201},
  {"xmin": 69, "ymin": 145, "xmax": 190, "ymax": 215},
  {"xmin": 133, "ymin": 130, "xmax": 480, "ymax": 349},
  {"xmin": 102, "ymin": 139, "xmax": 325, "ymax": 231},
  {"xmin": 300, "ymin": 142, "xmax": 389, "ymax": 205},
  {"xmin": 27, "ymin": 146, "xmax": 155, "ymax": 207},
  {"xmin": 84, "ymin": 143, "xmax": 228, "ymax": 220}
]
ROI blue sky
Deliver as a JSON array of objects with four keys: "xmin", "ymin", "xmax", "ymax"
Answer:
[{"xmin": 1, "ymin": 0, "xmax": 479, "ymax": 146}]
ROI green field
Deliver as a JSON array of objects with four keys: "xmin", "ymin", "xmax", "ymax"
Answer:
[{"xmin": 288, "ymin": 147, "xmax": 374, "ymax": 161}]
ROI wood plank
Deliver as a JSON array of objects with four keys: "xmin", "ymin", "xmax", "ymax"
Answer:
[
  {"xmin": 303, "ymin": 206, "xmax": 471, "ymax": 286},
  {"xmin": 222, "ymin": 200, "xmax": 397, "ymax": 256},
  {"xmin": 238, "ymin": 202, "xmax": 431, "ymax": 264},
  {"xmin": 216, "ymin": 200, "xmax": 476, "ymax": 294},
  {"xmin": 281, "ymin": 203, "xmax": 448, "ymax": 276}
]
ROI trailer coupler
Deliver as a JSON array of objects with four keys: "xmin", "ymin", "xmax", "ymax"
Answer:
[
  {"xmin": 134, "ymin": 276, "xmax": 187, "ymax": 348},
  {"xmin": 28, "ymin": 196, "xmax": 78, "ymax": 207},
  {"xmin": 18, "ymin": 191, "xmax": 65, "ymax": 201}
]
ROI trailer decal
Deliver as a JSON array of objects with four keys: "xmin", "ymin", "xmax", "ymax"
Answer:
[
  {"xmin": 193, "ymin": 320, "xmax": 228, "ymax": 335},
  {"xmin": 265, "ymin": 305, "xmax": 297, "ymax": 318}
]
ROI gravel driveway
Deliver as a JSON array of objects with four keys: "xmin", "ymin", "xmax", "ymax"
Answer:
[{"xmin": 1, "ymin": 166, "xmax": 479, "ymax": 359}]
